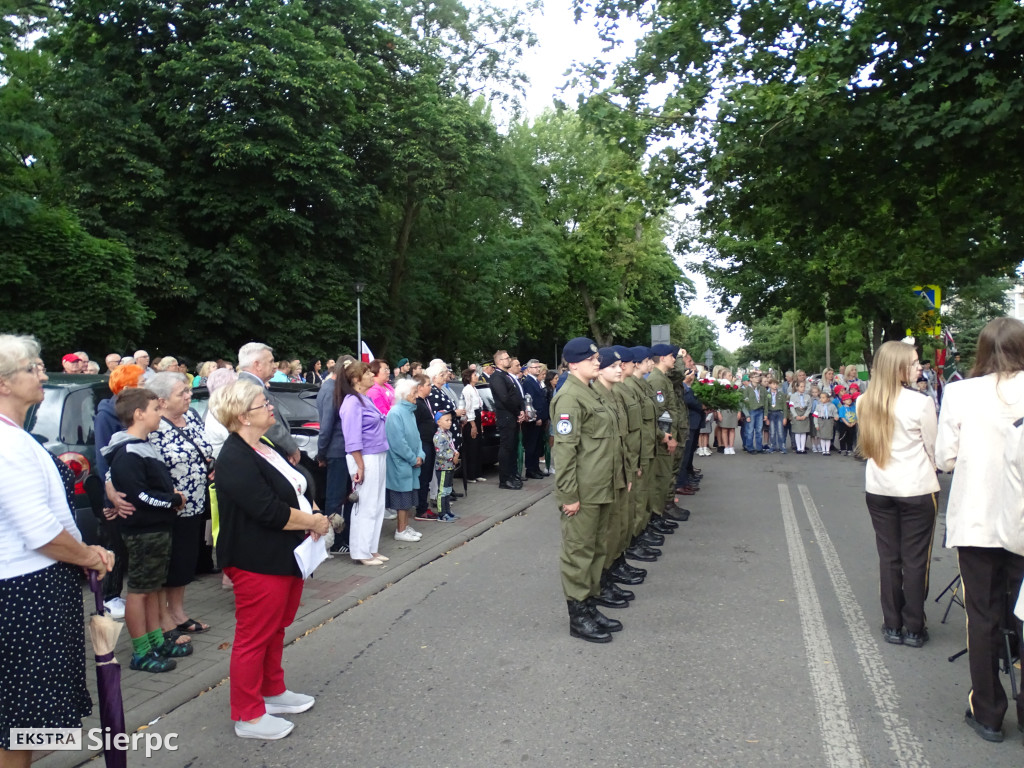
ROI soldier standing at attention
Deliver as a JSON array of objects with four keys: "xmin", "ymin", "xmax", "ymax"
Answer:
[
  {"xmin": 590, "ymin": 348, "xmax": 636, "ymax": 610},
  {"xmin": 550, "ymin": 338, "xmax": 622, "ymax": 643},
  {"xmin": 647, "ymin": 345, "xmax": 688, "ymax": 521}
]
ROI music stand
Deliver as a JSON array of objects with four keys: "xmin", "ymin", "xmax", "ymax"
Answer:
[{"xmin": 935, "ymin": 573, "xmax": 965, "ymax": 624}]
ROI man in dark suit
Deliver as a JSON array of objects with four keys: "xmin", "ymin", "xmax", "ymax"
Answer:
[
  {"xmin": 490, "ymin": 349, "xmax": 525, "ymax": 489},
  {"xmin": 521, "ymin": 358, "xmax": 550, "ymax": 479}
]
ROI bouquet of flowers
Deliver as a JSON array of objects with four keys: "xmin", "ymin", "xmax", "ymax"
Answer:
[{"xmin": 691, "ymin": 378, "xmax": 744, "ymax": 411}]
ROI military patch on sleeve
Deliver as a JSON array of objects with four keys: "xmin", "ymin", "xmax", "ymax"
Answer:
[
  {"xmin": 556, "ymin": 415, "xmax": 573, "ymax": 435},
  {"xmin": 656, "ymin": 391, "xmax": 665, "ymax": 403}
]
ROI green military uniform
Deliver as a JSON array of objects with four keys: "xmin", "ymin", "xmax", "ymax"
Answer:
[
  {"xmin": 626, "ymin": 373, "xmax": 658, "ymax": 537},
  {"xmin": 551, "ymin": 374, "xmax": 618, "ymax": 602},
  {"xmin": 646, "ymin": 364, "xmax": 682, "ymax": 509},
  {"xmin": 608, "ymin": 380, "xmax": 640, "ymax": 568}
]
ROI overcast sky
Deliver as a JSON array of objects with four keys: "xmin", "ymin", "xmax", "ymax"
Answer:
[{"xmin": 508, "ymin": 1, "xmax": 749, "ymax": 351}]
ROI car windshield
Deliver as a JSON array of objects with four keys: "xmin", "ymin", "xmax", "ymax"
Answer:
[{"xmin": 25, "ymin": 387, "xmax": 65, "ymax": 444}]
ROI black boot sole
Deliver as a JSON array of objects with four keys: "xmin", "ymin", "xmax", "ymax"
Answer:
[{"xmin": 570, "ymin": 627, "xmax": 612, "ymax": 643}]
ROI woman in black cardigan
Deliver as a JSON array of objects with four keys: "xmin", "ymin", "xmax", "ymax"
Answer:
[{"xmin": 210, "ymin": 380, "xmax": 329, "ymax": 741}]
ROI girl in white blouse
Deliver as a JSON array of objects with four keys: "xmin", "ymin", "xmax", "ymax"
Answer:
[{"xmin": 858, "ymin": 341, "xmax": 939, "ymax": 649}]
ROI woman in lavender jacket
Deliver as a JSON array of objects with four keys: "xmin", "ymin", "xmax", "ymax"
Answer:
[{"xmin": 337, "ymin": 362, "xmax": 390, "ymax": 566}]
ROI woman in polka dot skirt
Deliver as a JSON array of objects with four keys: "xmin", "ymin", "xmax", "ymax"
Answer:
[{"xmin": 0, "ymin": 334, "xmax": 114, "ymax": 768}]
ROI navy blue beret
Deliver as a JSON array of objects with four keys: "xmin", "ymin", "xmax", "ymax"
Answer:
[{"xmin": 563, "ymin": 337, "xmax": 599, "ymax": 364}]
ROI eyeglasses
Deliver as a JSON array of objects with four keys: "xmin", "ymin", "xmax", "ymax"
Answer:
[
  {"xmin": 246, "ymin": 401, "xmax": 274, "ymax": 412},
  {"xmin": 11, "ymin": 362, "xmax": 46, "ymax": 376}
]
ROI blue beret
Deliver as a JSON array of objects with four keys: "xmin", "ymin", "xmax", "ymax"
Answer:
[
  {"xmin": 629, "ymin": 346, "xmax": 651, "ymax": 361},
  {"xmin": 650, "ymin": 344, "xmax": 677, "ymax": 357},
  {"xmin": 611, "ymin": 345, "xmax": 633, "ymax": 363},
  {"xmin": 598, "ymin": 347, "xmax": 622, "ymax": 369},
  {"xmin": 563, "ymin": 337, "xmax": 599, "ymax": 364}
]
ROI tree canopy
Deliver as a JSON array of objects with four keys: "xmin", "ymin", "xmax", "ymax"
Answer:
[{"xmin": 573, "ymin": 0, "xmax": 1024, "ymax": 361}]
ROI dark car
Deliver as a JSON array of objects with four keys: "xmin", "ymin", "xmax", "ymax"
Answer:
[
  {"xmin": 190, "ymin": 381, "xmax": 326, "ymax": 508},
  {"xmin": 444, "ymin": 382, "xmax": 500, "ymax": 468},
  {"xmin": 25, "ymin": 374, "xmax": 113, "ymax": 544}
]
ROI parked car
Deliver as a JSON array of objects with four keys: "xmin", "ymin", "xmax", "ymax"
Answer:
[
  {"xmin": 26, "ymin": 374, "xmax": 112, "ymax": 544},
  {"xmin": 190, "ymin": 381, "xmax": 326, "ymax": 508},
  {"xmin": 27, "ymin": 376, "xmax": 328, "ymax": 544}
]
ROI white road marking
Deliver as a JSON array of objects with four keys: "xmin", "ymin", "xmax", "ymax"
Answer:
[
  {"xmin": 798, "ymin": 485, "xmax": 931, "ymax": 768},
  {"xmin": 778, "ymin": 484, "xmax": 866, "ymax": 768}
]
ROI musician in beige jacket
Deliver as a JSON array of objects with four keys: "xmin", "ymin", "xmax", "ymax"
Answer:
[{"xmin": 936, "ymin": 317, "xmax": 1024, "ymax": 744}]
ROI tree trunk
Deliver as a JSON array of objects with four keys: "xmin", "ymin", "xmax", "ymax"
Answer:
[
  {"xmin": 578, "ymin": 283, "xmax": 610, "ymax": 346},
  {"xmin": 381, "ymin": 188, "xmax": 422, "ymax": 358}
]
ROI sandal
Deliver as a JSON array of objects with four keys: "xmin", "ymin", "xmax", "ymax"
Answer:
[
  {"xmin": 175, "ymin": 618, "xmax": 210, "ymax": 633},
  {"xmin": 156, "ymin": 639, "xmax": 194, "ymax": 658},
  {"xmin": 163, "ymin": 629, "xmax": 192, "ymax": 645}
]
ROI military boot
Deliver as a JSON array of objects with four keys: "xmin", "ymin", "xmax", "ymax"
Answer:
[
  {"xmin": 567, "ymin": 599, "xmax": 612, "ymax": 643},
  {"xmin": 610, "ymin": 558, "xmax": 645, "ymax": 585},
  {"xmin": 586, "ymin": 598, "xmax": 623, "ymax": 632},
  {"xmin": 638, "ymin": 528, "xmax": 665, "ymax": 547},
  {"xmin": 615, "ymin": 554, "xmax": 647, "ymax": 578}
]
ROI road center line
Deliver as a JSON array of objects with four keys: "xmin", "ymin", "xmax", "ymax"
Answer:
[
  {"xmin": 797, "ymin": 485, "xmax": 931, "ymax": 768},
  {"xmin": 778, "ymin": 484, "xmax": 866, "ymax": 768}
]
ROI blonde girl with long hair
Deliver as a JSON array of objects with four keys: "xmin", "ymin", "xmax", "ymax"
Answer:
[{"xmin": 859, "ymin": 341, "xmax": 939, "ymax": 649}]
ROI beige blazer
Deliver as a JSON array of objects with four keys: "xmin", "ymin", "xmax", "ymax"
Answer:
[
  {"xmin": 936, "ymin": 372, "xmax": 1024, "ymax": 549},
  {"xmin": 865, "ymin": 387, "xmax": 940, "ymax": 497},
  {"xmin": 999, "ymin": 416, "xmax": 1024, "ymax": 556}
]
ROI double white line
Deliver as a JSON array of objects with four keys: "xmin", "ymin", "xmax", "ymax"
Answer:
[{"xmin": 778, "ymin": 484, "xmax": 930, "ymax": 768}]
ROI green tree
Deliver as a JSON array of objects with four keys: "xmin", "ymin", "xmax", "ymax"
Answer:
[{"xmin": 575, "ymin": 0, "xmax": 1024, "ymax": 363}]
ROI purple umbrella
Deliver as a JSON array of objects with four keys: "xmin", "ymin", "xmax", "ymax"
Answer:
[{"xmin": 88, "ymin": 572, "xmax": 127, "ymax": 768}]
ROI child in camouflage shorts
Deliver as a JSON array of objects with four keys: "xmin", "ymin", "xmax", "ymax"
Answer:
[{"xmin": 432, "ymin": 411, "xmax": 460, "ymax": 522}]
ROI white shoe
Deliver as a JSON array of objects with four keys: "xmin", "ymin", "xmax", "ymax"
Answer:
[
  {"xmin": 394, "ymin": 528, "xmax": 421, "ymax": 542},
  {"xmin": 235, "ymin": 713, "xmax": 295, "ymax": 739},
  {"xmin": 264, "ymin": 690, "xmax": 315, "ymax": 715},
  {"xmin": 104, "ymin": 597, "xmax": 126, "ymax": 620},
  {"xmin": 475, "ymin": 477, "xmax": 487, "ymax": 482},
  {"xmin": 382, "ymin": 510, "xmax": 398, "ymax": 520},
  {"xmin": 404, "ymin": 525, "xmax": 422, "ymax": 537}
]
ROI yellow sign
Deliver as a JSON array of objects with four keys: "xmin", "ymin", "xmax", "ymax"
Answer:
[{"xmin": 910, "ymin": 285, "xmax": 942, "ymax": 336}]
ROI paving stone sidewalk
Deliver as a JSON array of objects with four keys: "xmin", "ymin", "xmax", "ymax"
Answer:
[{"xmin": 36, "ymin": 471, "xmax": 554, "ymax": 768}]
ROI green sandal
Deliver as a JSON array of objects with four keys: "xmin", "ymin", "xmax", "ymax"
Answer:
[
  {"xmin": 155, "ymin": 639, "xmax": 194, "ymax": 658},
  {"xmin": 130, "ymin": 650, "xmax": 177, "ymax": 673}
]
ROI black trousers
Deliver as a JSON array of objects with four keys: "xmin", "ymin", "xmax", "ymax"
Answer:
[
  {"xmin": 416, "ymin": 440, "xmax": 436, "ymax": 514},
  {"xmin": 461, "ymin": 419, "xmax": 482, "ymax": 481},
  {"xmin": 522, "ymin": 421, "xmax": 545, "ymax": 473},
  {"xmin": 497, "ymin": 411, "xmax": 519, "ymax": 482},
  {"xmin": 865, "ymin": 492, "xmax": 937, "ymax": 634},
  {"xmin": 957, "ymin": 546, "xmax": 1024, "ymax": 730},
  {"xmin": 837, "ymin": 423, "xmax": 858, "ymax": 452}
]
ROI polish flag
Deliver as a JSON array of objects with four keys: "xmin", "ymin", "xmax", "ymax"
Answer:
[{"xmin": 361, "ymin": 341, "xmax": 374, "ymax": 364}]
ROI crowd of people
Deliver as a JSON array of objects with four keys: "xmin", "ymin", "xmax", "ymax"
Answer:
[{"xmin": 6, "ymin": 320, "xmax": 1024, "ymax": 756}]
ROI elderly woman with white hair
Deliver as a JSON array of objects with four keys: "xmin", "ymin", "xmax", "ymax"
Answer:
[
  {"xmin": 0, "ymin": 335, "xmax": 113, "ymax": 767},
  {"xmin": 386, "ymin": 378, "xmax": 425, "ymax": 542},
  {"xmin": 146, "ymin": 371, "xmax": 214, "ymax": 637}
]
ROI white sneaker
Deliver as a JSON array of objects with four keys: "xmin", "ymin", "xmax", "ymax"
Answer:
[
  {"xmin": 404, "ymin": 525, "xmax": 422, "ymax": 537},
  {"xmin": 475, "ymin": 477, "xmax": 487, "ymax": 482},
  {"xmin": 264, "ymin": 690, "xmax": 315, "ymax": 715},
  {"xmin": 104, "ymin": 597, "xmax": 126, "ymax": 620},
  {"xmin": 235, "ymin": 714, "xmax": 295, "ymax": 739},
  {"xmin": 382, "ymin": 510, "xmax": 398, "ymax": 520},
  {"xmin": 394, "ymin": 528, "xmax": 421, "ymax": 542}
]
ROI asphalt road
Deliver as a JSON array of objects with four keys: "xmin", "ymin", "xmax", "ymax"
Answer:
[{"xmin": 131, "ymin": 452, "xmax": 1021, "ymax": 768}]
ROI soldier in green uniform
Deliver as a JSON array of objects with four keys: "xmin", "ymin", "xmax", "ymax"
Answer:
[
  {"xmin": 621, "ymin": 346, "xmax": 678, "ymax": 544},
  {"xmin": 550, "ymin": 337, "xmax": 623, "ymax": 643},
  {"xmin": 590, "ymin": 347, "xmax": 639, "ymax": 609},
  {"xmin": 647, "ymin": 344, "xmax": 687, "ymax": 521}
]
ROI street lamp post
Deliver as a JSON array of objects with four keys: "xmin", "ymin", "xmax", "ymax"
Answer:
[
  {"xmin": 355, "ymin": 282, "xmax": 365, "ymax": 361},
  {"xmin": 823, "ymin": 292, "xmax": 831, "ymax": 370}
]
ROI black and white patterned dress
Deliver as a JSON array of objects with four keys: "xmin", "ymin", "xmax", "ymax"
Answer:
[{"xmin": 150, "ymin": 409, "xmax": 213, "ymax": 518}]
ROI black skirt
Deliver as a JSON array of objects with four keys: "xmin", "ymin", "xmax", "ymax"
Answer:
[{"xmin": 0, "ymin": 562, "xmax": 91, "ymax": 748}]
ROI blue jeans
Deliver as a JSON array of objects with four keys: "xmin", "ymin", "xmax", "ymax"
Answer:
[
  {"xmin": 768, "ymin": 411, "xmax": 786, "ymax": 452},
  {"xmin": 743, "ymin": 409, "xmax": 764, "ymax": 451}
]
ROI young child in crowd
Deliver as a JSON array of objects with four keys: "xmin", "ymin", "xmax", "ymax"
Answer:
[
  {"xmin": 807, "ymin": 384, "xmax": 822, "ymax": 451},
  {"xmin": 103, "ymin": 388, "xmax": 186, "ymax": 673},
  {"xmin": 837, "ymin": 393, "xmax": 858, "ymax": 456},
  {"xmin": 788, "ymin": 381, "xmax": 812, "ymax": 454},
  {"xmin": 432, "ymin": 411, "xmax": 460, "ymax": 522},
  {"xmin": 812, "ymin": 391, "xmax": 838, "ymax": 456},
  {"xmin": 765, "ymin": 378, "xmax": 789, "ymax": 453}
]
